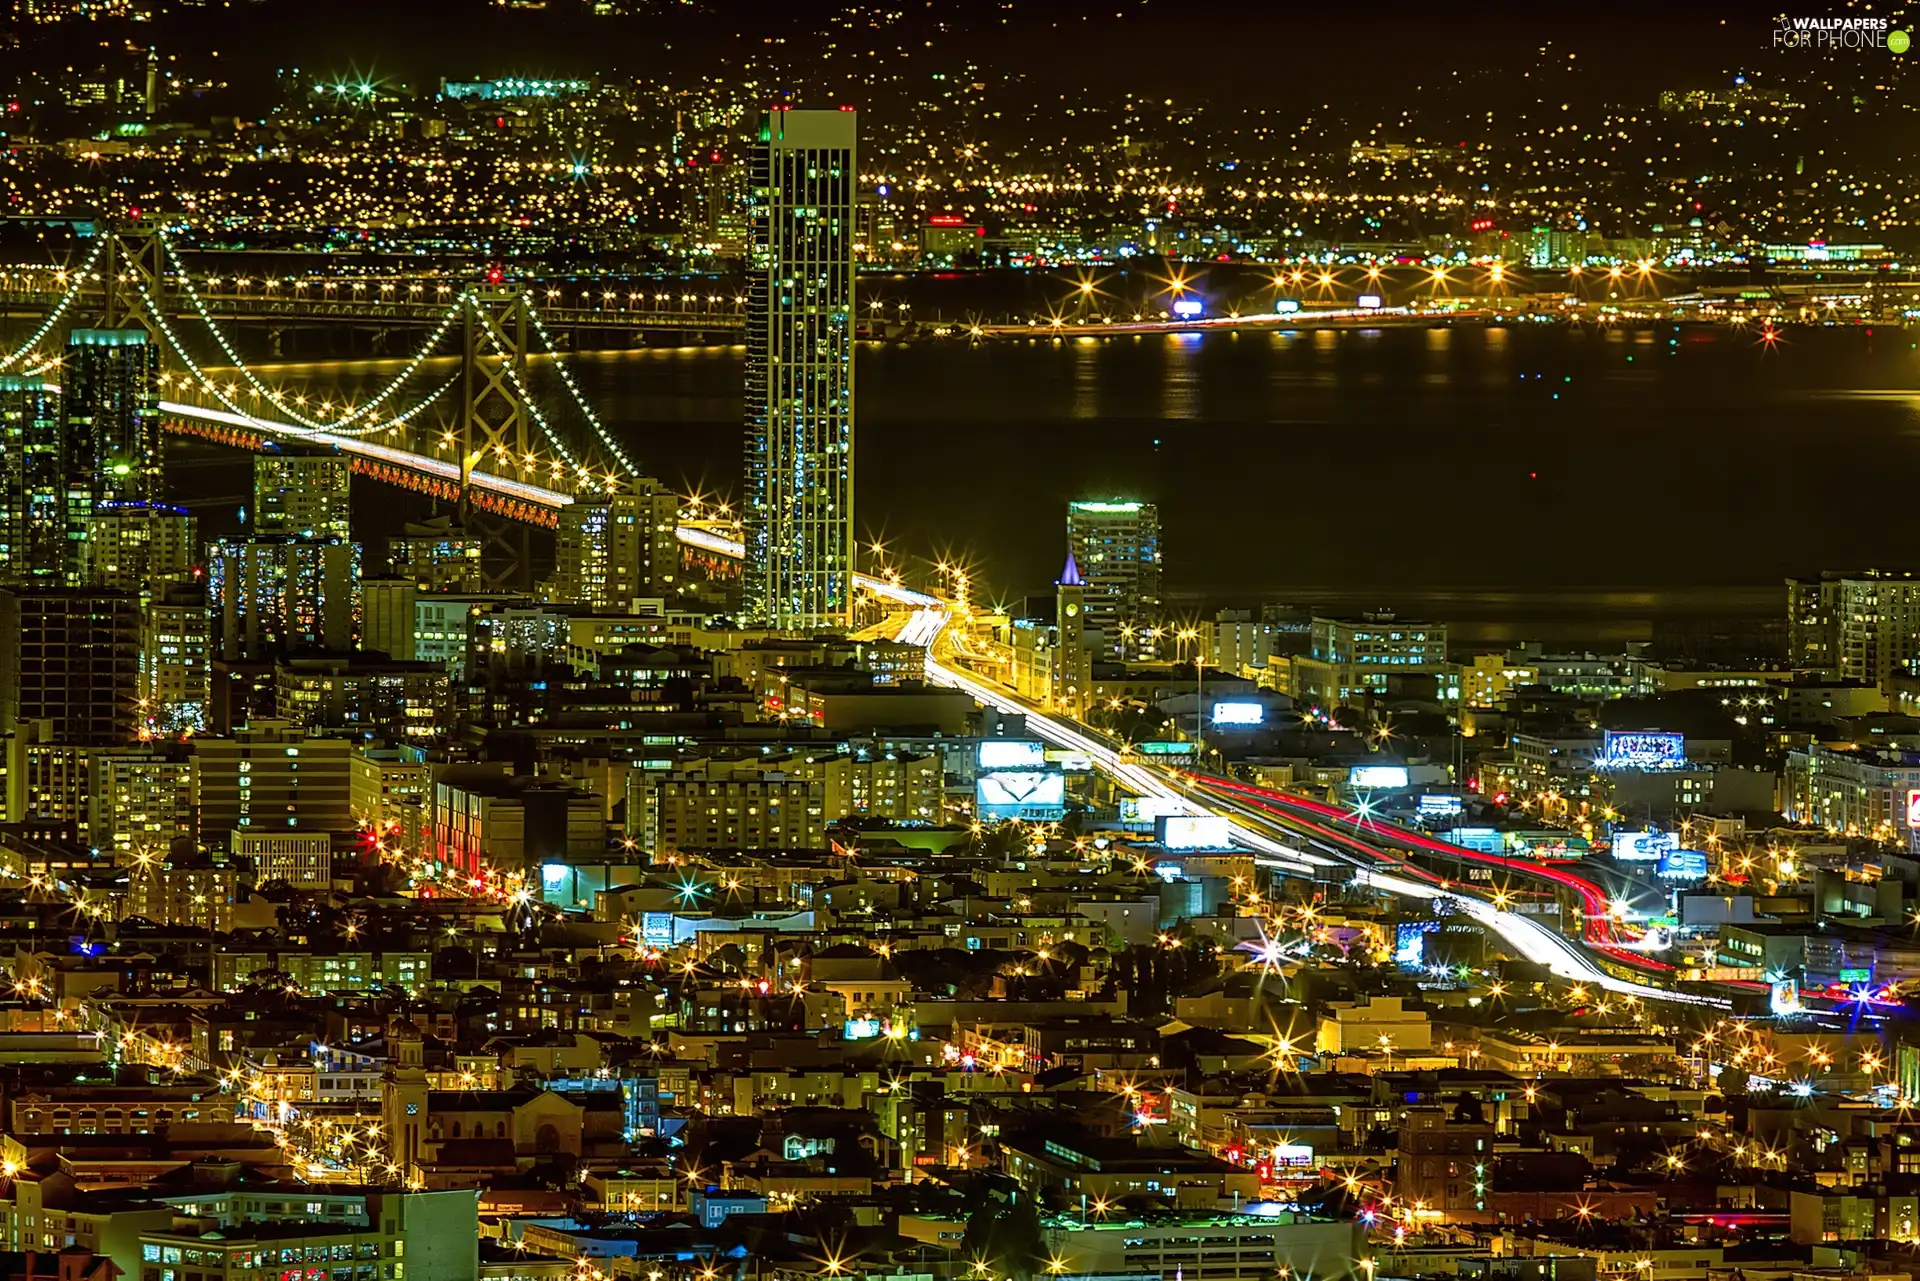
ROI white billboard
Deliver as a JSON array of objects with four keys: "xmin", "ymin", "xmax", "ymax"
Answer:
[
  {"xmin": 1612, "ymin": 831, "xmax": 1677, "ymax": 862},
  {"xmin": 1349, "ymin": 765, "xmax": 1410, "ymax": 789},
  {"xmin": 1158, "ymin": 815, "xmax": 1232, "ymax": 850},
  {"xmin": 976, "ymin": 770, "xmax": 1066, "ymax": 821},
  {"xmin": 1211, "ymin": 701, "xmax": 1266, "ymax": 726},
  {"xmin": 1121, "ymin": 796, "xmax": 1188, "ymax": 824},
  {"xmin": 978, "ymin": 739, "xmax": 1046, "ymax": 770}
]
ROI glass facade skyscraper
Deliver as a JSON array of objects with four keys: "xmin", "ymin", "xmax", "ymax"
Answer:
[
  {"xmin": 742, "ymin": 107, "xmax": 856, "ymax": 631},
  {"xmin": 0, "ymin": 373, "xmax": 78, "ymax": 584},
  {"xmin": 64, "ymin": 327, "xmax": 161, "ymax": 506}
]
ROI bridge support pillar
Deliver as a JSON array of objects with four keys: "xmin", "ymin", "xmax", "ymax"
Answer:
[
  {"xmin": 101, "ymin": 217, "xmax": 168, "ymax": 334},
  {"xmin": 460, "ymin": 285, "xmax": 538, "ymax": 590}
]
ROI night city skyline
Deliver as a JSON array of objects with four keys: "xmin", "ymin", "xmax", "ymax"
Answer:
[{"xmin": 3, "ymin": 7, "xmax": 1920, "ymax": 1281}]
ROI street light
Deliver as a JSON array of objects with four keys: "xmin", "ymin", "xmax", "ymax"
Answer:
[{"xmin": 1194, "ymin": 650, "xmax": 1207, "ymax": 763}]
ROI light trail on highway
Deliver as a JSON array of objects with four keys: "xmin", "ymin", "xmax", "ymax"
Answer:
[
  {"xmin": 1185, "ymin": 776, "xmax": 1728, "ymax": 1009},
  {"xmin": 922, "ymin": 644, "xmax": 1327, "ymax": 877},
  {"xmin": 1193, "ymin": 775, "xmax": 1673, "ymax": 972},
  {"xmin": 923, "ymin": 633, "xmax": 1727, "ymax": 1009}
]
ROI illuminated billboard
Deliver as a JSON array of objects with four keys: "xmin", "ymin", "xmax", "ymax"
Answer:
[
  {"xmin": 1274, "ymin": 299, "xmax": 1301, "ymax": 314},
  {"xmin": 1598, "ymin": 731, "xmax": 1686, "ymax": 770},
  {"xmin": 1356, "ymin": 294, "xmax": 1384, "ymax": 309},
  {"xmin": 1656, "ymin": 847, "xmax": 1709, "ymax": 881},
  {"xmin": 1212, "ymin": 701, "xmax": 1266, "ymax": 727},
  {"xmin": 978, "ymin": 739, "xmax": 1046, "ymax": 770},
  {"xmin": 1350, "ymin": 765, "xmax": 1410, "ymax": 789},
  {"xmin": 641, "ymin": 912, "xmax": 674, "ymax": 949},
  {"xmin": 1121, "ymin": 796, "xmax": 1187, "ymax": 825},
  {"xmin": 1505, "ymin": 831, "xmax": 1589, "ymax": 861},
  {"xmin": 1447, "ymin": 827, "xmax": 1504, "ymax": 854},
  {"xmin": 1158, "ymin": 815, "xmax": 1232, "ymax": 850},
  {"xmin": 1418, "ymin": 794, "xmax": 1464, "ymax": 818},
  {"xmin": 1612, "ymin": 831, "xmax": 1678, "ymax": 863},
  {"xmin": 1908, "ymin": 789, "xmax": 1920, "ymax": 829},
  {"xmin": 1172, "ymin": 298, "xmax": 1204, "ymax": 318},
  {"xmin": 976, "ymin": 770, "xmax": 1066, "ymax": 821},
  {"xmin": 1394, "ymin": 921, "xmax": 1435, "ymax": 967}
]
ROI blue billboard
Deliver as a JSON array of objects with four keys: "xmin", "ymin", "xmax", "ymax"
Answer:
[
  {"xmin": 1598, "ymin": 731, "xmax": 1686, "ymax": 770},
  {"xmin": 1394, "ymin": 921, "xmax": 1437, "ymax": 968},
  {"xmin": 1657, "ymin": 847, "xmax": 1709, "ymax": 880}
]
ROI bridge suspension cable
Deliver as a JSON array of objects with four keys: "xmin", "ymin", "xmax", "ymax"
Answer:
[
  {"xmin": 522, "ymin": 298, "xmax": 640, "ymax": 478},
  {"xmin": 137, "ymin": 275, "xmax": 449, "ymax": 441},
  {"xmin": 0, "ymin": 237, "xmax": 109, "ymax": 372},
  {"xmin": 157, "ymin": 231, "xmax": 462, "ymax": 435},
  {"xmin": 14, "ymin": 223, "xmax": 637, "ymax": 502}
]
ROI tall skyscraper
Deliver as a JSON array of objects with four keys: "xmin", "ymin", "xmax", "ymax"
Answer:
[
  {"xmin": 0, "ymin": 587, "xmax": 141, "ymax": 744},
  {"xmin": 742, "ymin": 107, "xmax": 857, "ymax": 631},
  {"xmin": 64, "ymin": 328, "xmax": 161, "ymax": 505},
  {"xmin": 254, "ymin": 450, "xmax": 353, "ymax": 541},
  {"xmin": 1066, "ymin": 500, "xmax": 1162, "ymax": 660},
  {"xmin": 0, "ymin": 373, "xmax": 79, "ymax": 584}
]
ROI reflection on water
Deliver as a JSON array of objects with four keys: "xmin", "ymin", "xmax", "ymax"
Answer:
[
  {"xmin": 212, "ymin": 324, "xmax": 1920, "ymax": 642},
  {"xmin": 1245, "ymin": 585, "xmax": 1784, "ymax": 649}
]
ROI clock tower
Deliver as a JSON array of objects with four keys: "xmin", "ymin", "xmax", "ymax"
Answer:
[{"xmin": 1055, "ymin": 553, "xmax": 1091, "ymax": 719}]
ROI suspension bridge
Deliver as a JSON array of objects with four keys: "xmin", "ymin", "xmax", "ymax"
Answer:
[{"xmin": 0, "ymin": 218, "xmax": 931, "ymax": 606}]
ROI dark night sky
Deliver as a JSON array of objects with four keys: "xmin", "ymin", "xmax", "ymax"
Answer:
[{"xmin": 121, "ymin": 1, "xmax": 1872, "ymax": 109}]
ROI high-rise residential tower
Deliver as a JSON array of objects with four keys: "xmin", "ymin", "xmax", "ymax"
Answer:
[
  {"xmin": 64, "ymin": 328, "xmax": 161, "ymax": 506},
  {"xmin": 742, "ymin": 107, "xmax": 857, "ymax": 631},
  {"xmin": 0, "ymin": 374, "xmax": 79, "ymax": 584},
  {"xmin": 1066, "ymin": 500, "xmax": 1163, "ymax": 661},
  {"xmin": 1788, "ymin": 570, "xmax": 1920, "ymax": 689},
  {"xmin": 81, "ymin": 501, "xmax": 196, "ymax": 596}
]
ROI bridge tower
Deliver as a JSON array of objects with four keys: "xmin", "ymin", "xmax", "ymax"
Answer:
[
  {"xmin": 459, "ymin": 284, "xmax": 537, "ymax": 590},
  {"xmin": 99, "ymin": 217, "xmax": 169, "ymax": 334}
]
